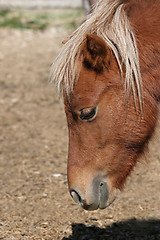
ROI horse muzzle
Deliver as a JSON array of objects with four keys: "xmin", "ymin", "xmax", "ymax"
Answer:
[{"xmin": 70, "ymin": 175, "xmax": 113, "ymax": 210}]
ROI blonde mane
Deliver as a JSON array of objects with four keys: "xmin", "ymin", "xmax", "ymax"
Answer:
[{"xmin": 50, "ymin": 0, "xmax": 142, "ymax": 106}]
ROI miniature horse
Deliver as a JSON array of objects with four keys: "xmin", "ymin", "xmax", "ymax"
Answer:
[{"xmin": 51, "ymin": 0, "xmax": 160, "ymax": 210}]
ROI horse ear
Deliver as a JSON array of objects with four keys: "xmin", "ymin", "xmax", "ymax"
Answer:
[{"xmin": 83, "ymin": 34, "xmax": 111, "ymax": 72}]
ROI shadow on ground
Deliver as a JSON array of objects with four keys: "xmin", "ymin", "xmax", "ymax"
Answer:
[{"xmin": 63, "ymin": 218, "xmax": 160, "ymax": 240}]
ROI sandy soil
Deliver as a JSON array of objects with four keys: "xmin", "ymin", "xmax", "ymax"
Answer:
[{"xmin": 0, "ymin": 27, "xmax": 160, "ymax": 240}]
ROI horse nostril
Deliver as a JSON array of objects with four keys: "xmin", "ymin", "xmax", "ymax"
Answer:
[
  {"xmin": 100, "ymin": 182, "xmax": 104, "ymax": 187},
  {"xmin": 71, "ymin": 189, "xmax": 83, "ymax": 205}
]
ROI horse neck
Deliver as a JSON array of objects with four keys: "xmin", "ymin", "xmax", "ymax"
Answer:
[{"xmin": 130, "ymin": 0, "xmax": 160, "ymax": 102}]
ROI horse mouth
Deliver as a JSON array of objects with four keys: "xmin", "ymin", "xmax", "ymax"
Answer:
[
  {"xmin": 78, "ymin": 191, "xmax": 117, "ymax": 211},
  {"xmin": 70, "ymin": 177, "xmax": 119, "ymax": 211}
]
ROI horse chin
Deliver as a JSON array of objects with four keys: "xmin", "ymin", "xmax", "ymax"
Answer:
[{"xmin": 102, "ymin": 188, "xmax": 120, "ymax": 209}]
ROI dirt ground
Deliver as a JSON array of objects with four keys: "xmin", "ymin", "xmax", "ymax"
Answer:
[{"xmin": 0, "ymin": 25, "xmax": 160, "ymax": 240}]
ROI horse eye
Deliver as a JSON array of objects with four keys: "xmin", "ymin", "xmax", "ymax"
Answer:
[{"xmin": 80, "ymin": 107, "xmax": 97, "ymax": 121}]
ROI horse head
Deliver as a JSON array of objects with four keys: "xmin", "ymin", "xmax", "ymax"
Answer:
[
  {"xmin": 64, "ymin": 34, "xmax": 157, "ymax": 210},
  {"xmin": 51, "ymin": 0, "xmax": 160, "ymax": 210}
]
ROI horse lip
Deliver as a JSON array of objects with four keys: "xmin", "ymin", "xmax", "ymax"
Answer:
[
  {"xmin": 102, "ymin": 189, "xmax": 120, "ymax": 208},
  {"xmin": 83, "ymin": 201, "xmax": 99, "ymax": 211}
]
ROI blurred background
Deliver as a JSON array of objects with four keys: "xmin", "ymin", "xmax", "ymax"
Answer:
[
  {"xmin": 0, "ymin": 1, "xmax": 160, "ymax": 240},
  {"xmin": 0, "ymin": 0, "xmax": 97, "ymax": 30},
  {"xmin": 0, "ymin": 1, "xmax": 83, "ymax": 30}
]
